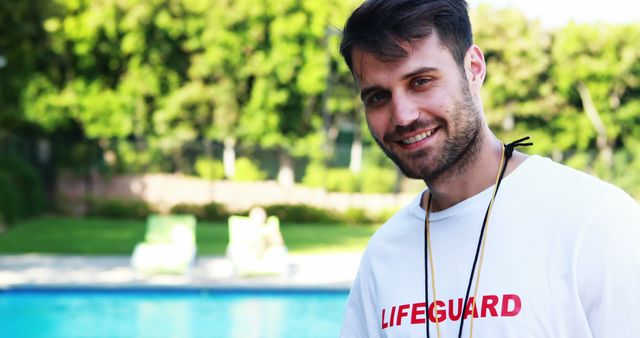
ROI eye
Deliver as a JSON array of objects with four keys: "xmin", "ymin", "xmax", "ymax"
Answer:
[
  {"xmin": 412, "ymin": 77, "xmax": 432, "ymax": 88},
  {"xmin": 366, "ymin": 91, "xmax": 390, "ymax": 107}
]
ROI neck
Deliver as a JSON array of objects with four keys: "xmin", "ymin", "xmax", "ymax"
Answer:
[{"xmin": 423, "ymin": 132, "xmax": 526, "ymax": 212}]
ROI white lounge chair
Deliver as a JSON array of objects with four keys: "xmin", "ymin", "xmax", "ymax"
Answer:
[{"xmin": 131, "ymin": 214, "xmax": 197, "ymax": 275}]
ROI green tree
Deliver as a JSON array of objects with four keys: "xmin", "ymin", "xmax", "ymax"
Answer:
[
  {"xmin": 552, "ymin": 23, "xmax": 640, "ymax": 195},
  {"xmin": 176, "ymin": 0, "xmax": 269, "ymax": 179},
  {"xmin": 472, "ymin": 5, "xmax": 565, "ymax": 156},
  {"xmin": 0, "ymin": 0, "xmax": 52, "ymax": 129},
  {"xmin": 22, "ymin": 0, "xmax": 193, "ymax": 172},
  {"xmin": 234, "ymin": 0, "xmax": 331, "ymax": 184}
]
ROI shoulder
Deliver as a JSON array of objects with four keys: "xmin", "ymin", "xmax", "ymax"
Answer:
[
  {"xmin": 359, "ymin": 191, "xmax": 425, "ymax": 263},
  {"xmin": 341, "ymin": 196, "xmax": 425, "ymax": 338},
  {"xmin": 517, "ymin": 155, "xmax": 634, "ymax": 204},
  {"xmin": 371, "ymin": 192, "xmax": 423, "ymax": 242},
  {"xmin": 501, "ymin": 155, "xmax": 639, "ymax": 233}
]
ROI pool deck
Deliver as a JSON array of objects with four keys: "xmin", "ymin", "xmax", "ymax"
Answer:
[{"xmin": 0, "ymin": 253, "xmax": 362, "ymax": 291}]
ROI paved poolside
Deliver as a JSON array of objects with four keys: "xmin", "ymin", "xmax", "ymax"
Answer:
[{"xmin": 0, "ymin": 253, "xmax": 362, "ymax": 290}]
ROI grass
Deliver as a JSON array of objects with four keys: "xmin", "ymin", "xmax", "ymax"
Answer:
[{"xmin": 0, "ymin": 216, "xmax": 379, "ymax": 255}]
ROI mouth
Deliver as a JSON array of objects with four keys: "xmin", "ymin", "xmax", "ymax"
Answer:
[{"xmin": 396, "ymin": 128, "xmax": 438, "ymax": 148}]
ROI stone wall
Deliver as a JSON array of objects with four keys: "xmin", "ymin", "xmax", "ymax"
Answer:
[{"xmin": 56, "ymin": 172, "xmax": 419, "ymax": 214}]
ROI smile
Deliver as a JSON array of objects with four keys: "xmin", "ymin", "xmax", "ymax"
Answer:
[{"xmin": 400, "ymin": 130, "xmax": 434, "ymax": 145}]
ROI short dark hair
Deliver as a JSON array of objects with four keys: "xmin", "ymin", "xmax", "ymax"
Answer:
[{"xmin": 340, "ymin": 0, "xmax": 473, "ymax": 72}]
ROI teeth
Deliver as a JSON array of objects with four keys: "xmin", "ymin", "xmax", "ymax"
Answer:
[{"xmin": 401, "ymin": 130, "xmax": 433, "ymax": 145}]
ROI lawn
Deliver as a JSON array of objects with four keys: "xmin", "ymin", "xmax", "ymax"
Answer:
[{"xmin": 0, "ymin": 216, "xmax": 379, "ymax": 255}]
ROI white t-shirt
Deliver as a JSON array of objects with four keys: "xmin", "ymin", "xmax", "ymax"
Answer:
[{"xmin": 341, "ymin": 155, "xmax": 640, "ymax": 338}]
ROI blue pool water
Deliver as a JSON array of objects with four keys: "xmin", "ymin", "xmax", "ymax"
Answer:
[{"xmin": 0, "ymin": 288, "xmax": 348, "ymax": 338}]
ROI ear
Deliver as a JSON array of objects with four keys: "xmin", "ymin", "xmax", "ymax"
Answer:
[{"xmin": 464, "ymin": 45, "xmax": 486, "ymax": 90}]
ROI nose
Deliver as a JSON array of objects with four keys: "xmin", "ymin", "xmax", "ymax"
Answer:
[{"xmin": 390, "ymin": 92, "xmax": 419, "ymax": 127}]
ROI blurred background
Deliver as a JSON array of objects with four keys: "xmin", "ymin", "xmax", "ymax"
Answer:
[
  {"xmin": 0, "ymin": 0, "xmax": 639, "ymax": 246},
  {"xmin": 0, "ymin": 1, "xmax": 639, "ymax": 337}
]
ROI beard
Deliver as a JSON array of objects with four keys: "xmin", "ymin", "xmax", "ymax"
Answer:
[{"xmin": 370, "ymin": 81, "xmax": 483, "ymax": 183}]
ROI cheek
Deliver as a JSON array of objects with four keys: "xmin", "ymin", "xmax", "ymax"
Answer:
[
  {"xmin": 365, "ymin": 112, "xmax": 388, "ymax": 137},
  {"xmin": 433, "ymin": 87, "xmax": 457, "ymax": 107}
]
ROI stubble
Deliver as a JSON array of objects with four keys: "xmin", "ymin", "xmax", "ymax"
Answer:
[{"xmin": 370, "ymin": 79, "xmax": 483, "ymax": 183}]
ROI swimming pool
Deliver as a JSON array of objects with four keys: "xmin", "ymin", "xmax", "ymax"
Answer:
[{"xmin": 0, "ymin": 287, "xmax": 348, "ymax": 338}]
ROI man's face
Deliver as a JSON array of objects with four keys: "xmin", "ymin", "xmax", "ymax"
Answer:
[{"xmin": 352, "ymin": 33, "xmax": 483, "ymax": 182}]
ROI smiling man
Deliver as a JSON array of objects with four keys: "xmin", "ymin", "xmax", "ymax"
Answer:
[{"xmin": 338, "ymin": 1, "xmax": 640, "ymax": 337}]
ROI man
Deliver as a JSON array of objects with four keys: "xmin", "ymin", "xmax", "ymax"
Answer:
[{"xmin": 338, "ymin": 0, "xmax": 640, "ymax": 337}]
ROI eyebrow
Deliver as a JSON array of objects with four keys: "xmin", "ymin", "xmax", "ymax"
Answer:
[
  {"xmin": 359, "ymin": 66, "xmax": 439, "ymax": 101},
  {"xmin": 402, "ymin": 66, "xmax": 439, "ymax": 80}
]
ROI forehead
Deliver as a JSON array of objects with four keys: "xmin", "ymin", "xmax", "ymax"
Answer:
[{"xmin": 351, "ymin": 34, "xmax": 455, "ymax": 88}]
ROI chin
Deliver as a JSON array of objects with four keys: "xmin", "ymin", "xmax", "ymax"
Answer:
[{"xmin": 393, "ymin": 155, "xmax": 433, "ymax": 181}]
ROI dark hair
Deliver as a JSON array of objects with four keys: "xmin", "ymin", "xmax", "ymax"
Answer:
[{"xmin": 340, "ymin": 0, "xmax": 472, "ymax": 72}]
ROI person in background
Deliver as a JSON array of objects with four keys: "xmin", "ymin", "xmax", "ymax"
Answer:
[
  {"xmin": 226, "ymin": 207, "xmax": 288, "ymax": 275},
  {"xmin": 338, "ymin": 0, "xmax": 640, "ymax": 337},
  {"xmin": 249, "ymin": 207, "xmax": 288, "ymax": 272}
]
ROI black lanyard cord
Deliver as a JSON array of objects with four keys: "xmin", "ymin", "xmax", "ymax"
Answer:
[{"xmin": 425, "ymin": 137, "xmax": 532, "ymax": 338}]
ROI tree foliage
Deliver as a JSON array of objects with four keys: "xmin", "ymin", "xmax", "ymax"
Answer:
[
  {"xmin": 551, "ymin": 22, "xmax": 640, "ymax": 194},
  {"xmin": 1, "ymin": 2, "xmax": 639, "ymax": 197},
  {"xmin": 0, "ymin": 0, "xmax": 52, "ymax": 127},
  {"xmin": 473, "ymin": 5, "xmax": 562, "ymax": 155}
]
